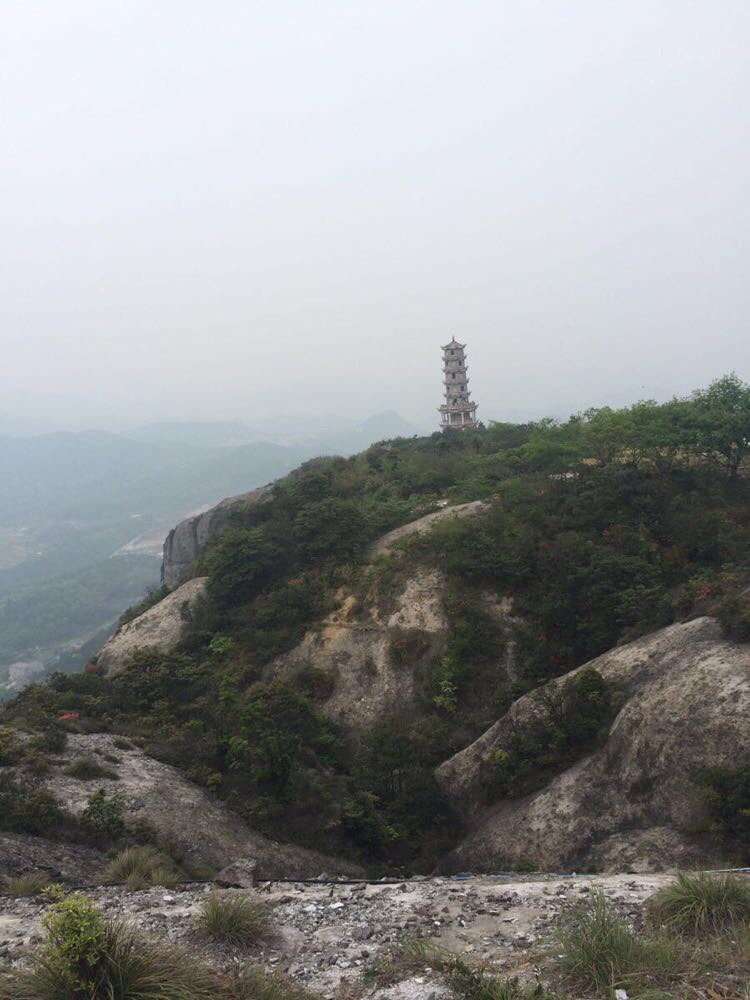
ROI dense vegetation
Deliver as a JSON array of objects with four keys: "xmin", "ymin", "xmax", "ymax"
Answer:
[{"xmin": 2, "ymin": 375, "xmax": 750, "ymax": 869}]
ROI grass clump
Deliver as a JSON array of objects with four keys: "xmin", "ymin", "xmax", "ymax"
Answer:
[
  {"xmin": 647, "ymin": 871, "xmax": 750, "ymax": 935},
  {"xmin": 64, "ymin": 755, "xmax": 119, "ymax": 781},
  {"xmin": 104, "ymin": 845, "xmax": 181, "ymax": 890},
  {"xmin": 2, "ymin": 871, "xmax": 53, "ymax": 896},
  {"xmin": 226, "ymin": 966, "xmax": 315, "ymax": 1000},
  {"xmin": 198, "ymin": 891, "xmax": 269, "ymax": 946},
  {"xmin": 0, "ymin": 893, "xmax": 221, "ymax": 999},
  {"xmin": 556, "ymin": 890, "xmax": 683, "ymax": 995}
]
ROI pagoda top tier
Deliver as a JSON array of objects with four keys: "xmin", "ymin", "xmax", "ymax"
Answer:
[{"xmin": 441, "ymin": 338, "xmax": 466, "ymax": 351}]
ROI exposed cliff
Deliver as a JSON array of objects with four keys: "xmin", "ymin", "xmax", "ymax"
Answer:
[
  {"xmin": 97, "ymin": 577, "xmax": 208, "ymax": 675},
  {"xmin": 436, "ymin": 617, "xmax": 750, "ymax": 873},
  {"xmin": 161, "ymin": 484, "xmax": 272, "ymax": 589}
]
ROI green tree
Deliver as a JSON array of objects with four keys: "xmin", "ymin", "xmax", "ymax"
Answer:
[{"xmin": 692, "ymin": 374, "xmax": 750, "ymax": 478}]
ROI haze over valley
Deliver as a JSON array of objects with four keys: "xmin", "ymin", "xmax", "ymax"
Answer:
[{"xmin": 0, "ymin": 411, "xmax": 417, "ymax": 695}]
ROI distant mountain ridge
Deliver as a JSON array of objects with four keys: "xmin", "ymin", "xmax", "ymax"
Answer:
[{"xmin": 0, "ymin": 411, "xmax": 418, "ymax": 696}]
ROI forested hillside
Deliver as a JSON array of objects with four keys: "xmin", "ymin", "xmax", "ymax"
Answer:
[{"xmin": 3, "ymin": 375, "xmax": 750, "ymax": 872}]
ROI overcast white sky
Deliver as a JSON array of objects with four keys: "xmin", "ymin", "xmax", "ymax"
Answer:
[{"xmin": 2, "ymin": 1, "xmax": 749, "ymax": 432}]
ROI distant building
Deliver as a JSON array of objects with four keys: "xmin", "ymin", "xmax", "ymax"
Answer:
[{"xmin": 439, "ymin": 339, "xmax": 478, "ymax": 430}]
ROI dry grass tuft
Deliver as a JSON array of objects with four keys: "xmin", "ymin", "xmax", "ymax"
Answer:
[
  {"xmin": 198, "ymin": 891, "xmax": 269, "ymax": 947},
  {"xmin": 104, "ymin": 844, "xmax": 181, "ymax": 890}
]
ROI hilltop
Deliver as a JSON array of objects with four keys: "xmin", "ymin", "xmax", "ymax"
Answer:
[{"xmin": 1, "ymin": 374, "xmax": 749, "ymax": 882}]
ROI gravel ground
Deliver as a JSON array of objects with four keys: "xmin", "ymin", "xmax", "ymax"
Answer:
[{"xmin": 0, "ymin": 873, "xmax": 673, "ymax": 993}]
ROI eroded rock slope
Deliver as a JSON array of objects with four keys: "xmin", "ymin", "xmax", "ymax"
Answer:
[
  {"xmin": 437, "ymin": 617, "xmax": 750, "ymax": 873},
  {"xmin": 35, "ymin": 733, "xmax": 364, "ymax": 879},
  {"xmin": 97, "ymin": 577, "xmax": 207, "ymax": 675}
]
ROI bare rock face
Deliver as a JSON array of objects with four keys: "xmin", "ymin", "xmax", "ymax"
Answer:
[
  {"xmin": 162, "ymin": 484, "xmax": 273, "ymax": 590},
  {"xmin": 370, "ymin": 500, "xmax": 488, "ymax": 556},
  {"xmin": 0, "ymin": 832, "xmax": 106, "ymax": 885},
  {"xmin": 41, "ymin": 733, "xmax": 364, "ymax": 879},
  {"xmin": 437, "ymin": 617, "xmax": 750, "ymax": 873},
  {"xmin": 264, "ymin": 567, "xmax": 448, "ymax": 737},
  {"xmin": 97, "ymin": 577, "xmax": 208, "ymax": 675}
]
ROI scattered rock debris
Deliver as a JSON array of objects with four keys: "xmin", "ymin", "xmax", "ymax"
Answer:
[{"xmin": 0, "ymin": 872, "xmax": 671, "ymax": 991}]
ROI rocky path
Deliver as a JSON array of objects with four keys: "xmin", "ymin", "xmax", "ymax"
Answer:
[{"xmin": 0, "ymin": 873, "xmax": 672, "ymax": 992}]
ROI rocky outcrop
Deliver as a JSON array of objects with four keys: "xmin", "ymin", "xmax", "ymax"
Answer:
[
  {"xmin": 264, "ymin": 567, "xmax": 448, "ymax": 737},
  {"xmin": 40, "ymin": 733, "xmax": 364, "ymax": 879},
  {"xmin": 436, "ymin": 617, "xmax": 750, "ymax": 873},
  {"xmin": 97, "ymin": 577, "xmax": 208, "ymax": 675},
  {"xmin": 162, "ymin": 484, "xmax": 272, "ymax": 589},
  {"xmin": 370, "ymin": 500, "xmax": 488, "ymax": 556}
]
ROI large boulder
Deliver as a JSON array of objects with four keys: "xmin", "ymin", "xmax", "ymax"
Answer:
[
  {"xmin": 97, "ymin": 577, "xmax": 208, "ymax": 675},
  {"xmin": 162, "ymin": 484, "xmax": 272, "ymax": 589},
  {"xmin": 40, "ymin": 733, "xmax": 364, "ymax": 879},
  {"xmin": 436, "ymin": 617, "xmax": 750, "ymax": 873}
]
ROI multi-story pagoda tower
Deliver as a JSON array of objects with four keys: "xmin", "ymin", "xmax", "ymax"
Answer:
[{"xmin": 439, "ymin": 339, "xmax": 478, "ymax": 430}]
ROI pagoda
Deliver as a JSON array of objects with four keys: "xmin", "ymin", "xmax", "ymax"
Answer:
[{"xmin": 439, "ymin": 339, "xmax": 478, "ymax": 430}]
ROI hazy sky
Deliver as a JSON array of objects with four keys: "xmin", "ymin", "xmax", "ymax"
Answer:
[{"xmin": 2, "ymin": 1, "xmax": 749, "ymax": 431}]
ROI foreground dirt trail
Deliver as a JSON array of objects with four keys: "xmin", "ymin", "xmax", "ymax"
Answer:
[{"xmin": 0, "ymin": 872, "xmax": 673, "ymax": 992}]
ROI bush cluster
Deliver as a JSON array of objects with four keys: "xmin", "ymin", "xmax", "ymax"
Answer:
[{"xmin": 481, "ymin": 668, "xmax": 615, "ymax": 800}]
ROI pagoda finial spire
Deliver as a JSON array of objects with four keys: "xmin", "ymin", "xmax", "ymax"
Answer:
[{"xmin": 438, "ymin": 339, "xmax": 478, "ymax": 430}]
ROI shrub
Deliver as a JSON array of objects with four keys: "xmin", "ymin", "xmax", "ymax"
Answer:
[
  {"xmin": 0, "ymin": 904, "xmax": 221, "ymax": 999},
  {"xmin": 2, "ymin": 871, "xmax": 52, "ymax": 896},
  {"xmin": 647, "ymin": 872, "xmax": 750, "ymax": 934},
  {"xmin": 64, "ymin": 756, "xmax": 119, "ymax": 781},
  {"xmin": 718, "ymin": 590, "xmax": 750, "ymax": 641},
  {"xmin": 42, "ymin": 892, "xmax": 107, "ymax": 996},
  {"xmin": 482, "ymin": 668, "xmax": 614, "ymax": 800},
  {"xmin": 556, "ymin": 890, "xmax": 683, "ymax": 994},
  {"xmin": 198, "ymin": 891, "xmax": 269, "ymax": 946},
  {"xmin": 30, "ymin": 727, "xmax": 67, "ymax": 754},
  {"xmin": 693, "ymin": 757, "xmax": 750, "ymax": 859},
  {"xmin": 0, "ymin": 773, "xmax": 71, "ymax": 836},
  {"xmin": 118, "ymin": 585, "xmax": 169, "ymax": 628},
  {"xmin": 80, "ymin": 788, "xmax": 126, "ymax": 844},
  {"xmin": 104, "ymin": 845, "xmax": 181, "ymax": 890}
]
